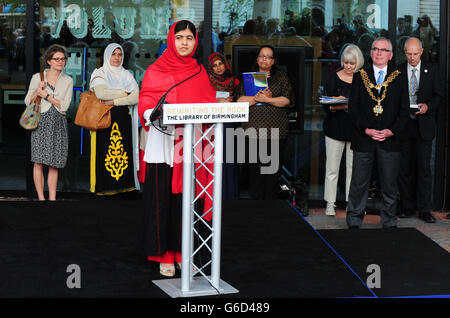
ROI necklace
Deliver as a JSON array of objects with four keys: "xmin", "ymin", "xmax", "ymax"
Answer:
[{"xmin": 360, "ymin": 68, "xmax": 401, "ymax": 116}]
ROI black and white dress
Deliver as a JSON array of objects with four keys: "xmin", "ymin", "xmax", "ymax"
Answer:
[{"xmin": 31, "ymin": 83, "xmax": 68, "ymax": 168}]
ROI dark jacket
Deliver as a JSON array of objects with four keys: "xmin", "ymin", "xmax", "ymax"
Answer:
[
  {"xmin": 348, "ymin": 63, "xmax": 410, "ymax": 152},
  {"xmin": 397, "ymin": 62, "xmax": 443, "ymax": 140},
  {"xmin": 323, "ymin": 69, "xmax": 353, "ymax": 141}
]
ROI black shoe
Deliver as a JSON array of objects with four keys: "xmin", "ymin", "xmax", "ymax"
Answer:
[
  {"xmin": 348, "ymin": 225, "xmax": 359, "ymax": 230},
  {"xmin": 419, "ymin": 212, "xmax": 436, "ymax": 223},
  {"xmin": 398, "ymin": 210, "xmax": 414, "ymax": 218},
  {"xmin": 383, "ymin": 225, "xmax": 398, "ymax": 229}
]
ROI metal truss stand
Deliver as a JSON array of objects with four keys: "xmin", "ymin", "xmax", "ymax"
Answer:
[{"xmin": 153, "ymin": 122, "xmax": 239, "ymax": 298}]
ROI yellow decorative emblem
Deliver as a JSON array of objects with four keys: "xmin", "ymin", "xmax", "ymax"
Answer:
[{"xmin": 105, "ymin": 122, "xmax": 128, "ymax": 181}]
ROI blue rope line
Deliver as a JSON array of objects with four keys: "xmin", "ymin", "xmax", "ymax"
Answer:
[
  {"xmin": 287, "ymin": 200, "xmax": 378, "ymax": 298},
  {"xmin": 80, "ymin": 47, "xmax": 87, "ymax": 155}
]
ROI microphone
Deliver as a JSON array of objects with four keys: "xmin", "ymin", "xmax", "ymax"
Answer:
[
  {"xmin": 147, "ymin": 64, "xmax": 202, "ymax": 136},
  {"xmin": 148, "ymin": 64, "xmax": 202, "ymax": 124},
  {"xmin": 149, "ymin": 92, "xmax": 167, "ymax": 123}
]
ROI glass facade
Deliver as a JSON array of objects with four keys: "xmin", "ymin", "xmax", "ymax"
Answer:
[
  {"xmin": 0, "ymin": 1, "xmax": 446, "ymax": 206},
  {"xmin": 214, "ymin": 0, "xmax": 393, "ymax": 200},
  {"xmin": 37, "ymin": 0, "xmax": 204, "ymax": 192},
  {"xmin": 212, "ymin": 0, "xmax": 442, "ymax": 201},
  {"xmin": 0, "ymin": 0, "xmax": 206, "ymax": 192},
  {"xmin": 0, "ymin": 2, "xmax": 27, "ymax": 190}
]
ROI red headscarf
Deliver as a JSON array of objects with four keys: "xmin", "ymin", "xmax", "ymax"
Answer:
[
  {"xmin": 138, "ymin": 21, "xmax": 216, "ymax": 220},
  {"xmin": 139, "ymin": 21, "xmax": 216, "ymax": 127},
  {"xmin": 207, "ymin": 52, "xmax": 239, "ymax": 93}
]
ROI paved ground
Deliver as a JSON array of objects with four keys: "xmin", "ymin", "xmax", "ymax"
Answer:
[{"xmin": 304, "ymin": 208, "xmax": 450, "ymax": 252}]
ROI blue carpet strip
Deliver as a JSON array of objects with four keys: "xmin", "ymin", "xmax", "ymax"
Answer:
[{"xmin": 287, "ymin": 200, "xmax": 378, "ymax": 298}]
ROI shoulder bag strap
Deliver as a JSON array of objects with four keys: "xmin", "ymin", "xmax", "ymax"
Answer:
[{"xmin": 33, "ymin": 72, "xmax": 45, "ymax": 106}]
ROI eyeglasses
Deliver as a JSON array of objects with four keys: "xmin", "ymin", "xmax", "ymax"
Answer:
[
  {"xmin": 258, "ymin": 55, "xmax": 274, "ymax": 60},
  {"xmin": 51, "ymin": 57, "xmax": 66, "ymax": 62},
  {"xmin": 371, "ymin": 47, "xmax": 391, "ymax": 53}
]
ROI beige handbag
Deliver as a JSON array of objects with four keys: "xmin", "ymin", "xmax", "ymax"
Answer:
[{"xmin": 19, "ymin": 72, "xmax": 44, "ymax": 130}]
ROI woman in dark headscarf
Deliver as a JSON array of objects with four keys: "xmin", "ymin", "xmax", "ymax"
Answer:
[
  {"xmin": 207, "ymin": 52, "xmax": 240, "ymax": 200},
  {"xmin": 138, "ymin": 20, "xmax": 217, "ymax": 277},
  {"xmin": 207, "ymin": 52, "xmax": 239, "ymax": 102}
]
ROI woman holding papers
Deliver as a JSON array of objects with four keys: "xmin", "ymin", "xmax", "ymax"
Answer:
[
  {"xmin": 207, "ymin": 52, "xmax": 240, "ymax": 200},
  {"xmin": 236, "ymin": 45, "xmax": 294, "ymax": 200},
  {"xmin": 207, "ymin": 52, "xmax": 239, "ymax": 103},
  {"xmin": 322, "ymin": 44, "xmax": 364, "ymax": 216},
  {"xmin": 138, "ymin": 20, "xmax": 216, "ymax": 277}
]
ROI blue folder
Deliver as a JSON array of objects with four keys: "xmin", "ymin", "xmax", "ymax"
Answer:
[{"xmin": 243, "ymin": 72, "xmax": 268, "ymax": 96}]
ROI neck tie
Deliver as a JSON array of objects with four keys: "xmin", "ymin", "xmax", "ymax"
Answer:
[
  {"xmin": 410, "ymin": 68, "xmax": 418, "ymax": 119},
  {"xmin": 376, "ymin": 70, "xmax": 384, "ymax": 93},
  {"xmin": 410, "ymin": 68, "xmax": 418, "ymax": 103}
]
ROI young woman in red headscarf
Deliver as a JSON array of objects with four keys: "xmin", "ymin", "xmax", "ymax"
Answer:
[
  {"xmin": 138, "ymin": 20, "xmax": 217, "ymax": 277},
  {"xmin": 206, "ymin": 52, "xmax": 240, "ymax": 200}
]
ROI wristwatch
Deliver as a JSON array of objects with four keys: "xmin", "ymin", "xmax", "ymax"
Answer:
[{"xmin": 44, "ymin": 93, "xmax": 50, "ymax": 101}]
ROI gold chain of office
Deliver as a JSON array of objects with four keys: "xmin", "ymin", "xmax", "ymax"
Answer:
[{"xmin": 360, "ymin": 69, "xmax": 401, "ymax": 116}]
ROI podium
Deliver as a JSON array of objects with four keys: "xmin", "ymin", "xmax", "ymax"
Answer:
[{"xmin": 152, "ymin": 102, "xmax": 249, "ymax": 297}]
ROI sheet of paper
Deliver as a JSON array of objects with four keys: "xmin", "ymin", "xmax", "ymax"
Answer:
[{"xmin": 216, "ymin": 91, "xmax": 230, "ymax": 98}]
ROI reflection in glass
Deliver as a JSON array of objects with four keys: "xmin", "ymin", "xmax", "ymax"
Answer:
[
  {"xmin": 397, "ymin": 0, "xmax": 440, "ymax": 65},
  {"xmin": 0, "ymin": 2, "xmax": 27, "ymax": 190},
  {"xmin": 213, "ymin": 0, "xmax": 393, "ymax": 200},
  {"xmin": 35, "ymin": 0, "xmax": 205, "ymax": 193}
]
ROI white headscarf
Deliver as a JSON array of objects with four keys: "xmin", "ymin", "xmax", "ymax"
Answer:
[{"xmin": 89, "ymin": 43, "xmax": 139, "ymax": 93}]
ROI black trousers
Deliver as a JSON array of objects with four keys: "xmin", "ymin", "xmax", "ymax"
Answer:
[
  {"xmin": 142, "ymin": 163, "xmax": 182, "ymax": 257},
  {"xmin": 246, "ymin": 138, "xmax": 285, "ymax": 200},
  {"xmin": 346, "ymin": 145, "xmax": 400, "ymax": 228},
  {"xmin": 398, "ymin": 119, "xmax": 433, "ymax": 213}
]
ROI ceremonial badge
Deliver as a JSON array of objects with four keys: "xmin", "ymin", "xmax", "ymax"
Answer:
[{"xmin": 360, "ymin": 69, "xmax": 401, "ymax": 116}]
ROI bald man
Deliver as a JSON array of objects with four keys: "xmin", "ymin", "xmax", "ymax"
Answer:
[{"xmin": 397, "ymin": 37, "xmax": 443, "ymax": 223}]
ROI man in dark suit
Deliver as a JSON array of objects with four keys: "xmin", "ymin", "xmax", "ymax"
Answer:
[
  {"xmin": 346, "ymin": 37, "xmax": 410, "ymax": 229},
  {"xmin": 397, "ymin": 37, "xmax": 443, "ymax": 223}
]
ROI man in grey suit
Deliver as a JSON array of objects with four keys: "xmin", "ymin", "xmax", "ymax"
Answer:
[{"xmin": 397, "ymin": 37, "xmax": 443, "ymax": 223}]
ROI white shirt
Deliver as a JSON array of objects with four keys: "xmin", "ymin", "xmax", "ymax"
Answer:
[{"xmin": 143, "ymin": 109, "xmax": 175, "ymax": 166}]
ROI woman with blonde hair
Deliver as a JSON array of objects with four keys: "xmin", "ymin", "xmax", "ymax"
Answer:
[{"xmin": 323, "ymin": 44, "xmax": 364, "ymax": 215}]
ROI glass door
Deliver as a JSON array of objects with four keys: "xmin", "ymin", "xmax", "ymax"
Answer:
[
  {"xmin": 0, "ymin": 2, "xmax": 27, "ymax": 191},
  {"xmin": 31, "ymin": 0, "xmax": 205, "ymax": 193},
  {"xmin": 212, "ymin": 0, "xmax": 389, "ymax": 201}
]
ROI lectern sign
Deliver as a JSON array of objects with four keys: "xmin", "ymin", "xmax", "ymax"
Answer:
[{"xmin": 163, "ymin": 102, "xmax": 249, "ymax": 125}]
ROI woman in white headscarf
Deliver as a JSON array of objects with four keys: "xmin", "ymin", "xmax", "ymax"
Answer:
[{"xmin": 89, "ymin": 43, "xmax": 140, "ymax": 195}]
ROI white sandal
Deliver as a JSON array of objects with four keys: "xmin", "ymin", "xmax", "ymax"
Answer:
[{"xmin": 160, "ymin": 263, "xmax": 175, "ymax": 277}]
